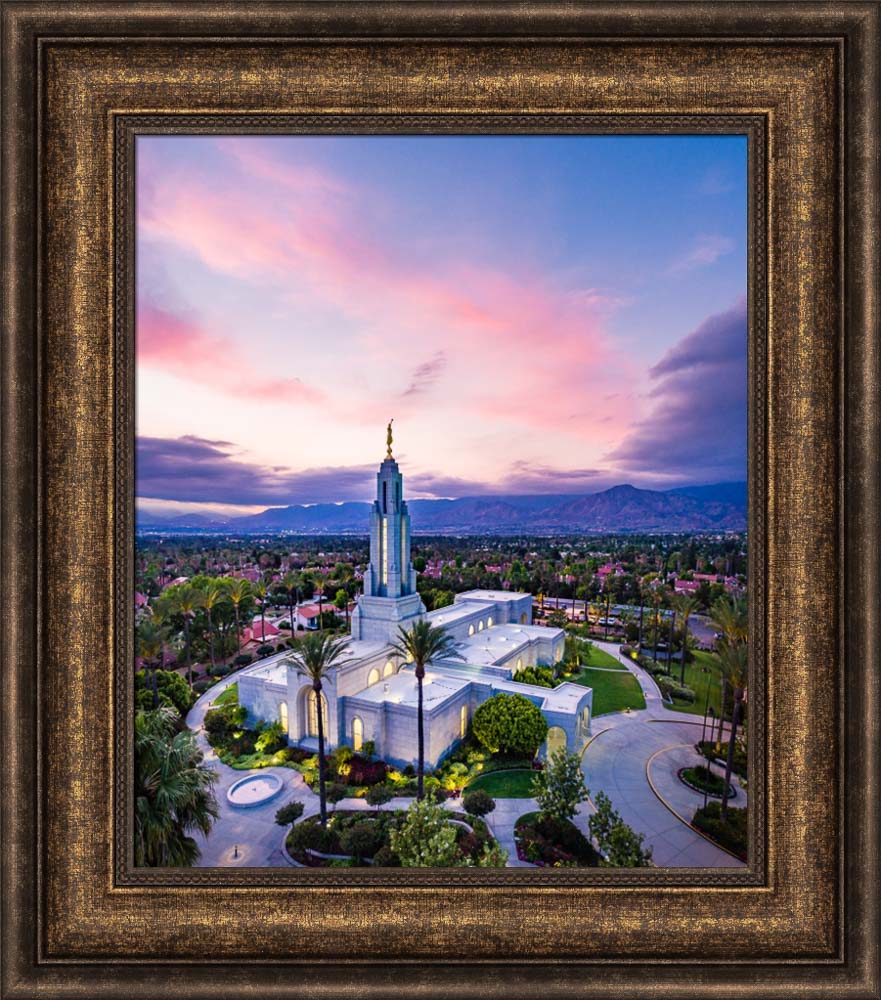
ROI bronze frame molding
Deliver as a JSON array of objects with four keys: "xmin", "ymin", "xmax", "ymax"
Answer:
[{"xmin": 2, "ymin": 3, "xmax": 879, "ymax": 998}]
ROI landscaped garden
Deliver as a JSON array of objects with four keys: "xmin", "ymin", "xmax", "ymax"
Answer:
[{"xmin": 282, "ymin": 797, "xmax": 507, "ymax": 868}]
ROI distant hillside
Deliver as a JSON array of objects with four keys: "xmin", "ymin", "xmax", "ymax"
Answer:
[{"xmin": 137, "ymin": 482, "xmax": 747, "ymax": 535}]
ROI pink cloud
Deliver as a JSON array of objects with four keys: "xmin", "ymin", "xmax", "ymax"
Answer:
[
  {"xmin": 137, "ymin": 303, "xmax": 325, "ymax": 403},
  {"xmin": 137, "ymin": 141, "xmax": 632, "ymax": 438}
]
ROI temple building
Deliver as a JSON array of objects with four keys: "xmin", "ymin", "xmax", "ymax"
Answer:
[{"xmin": 237, "ymin": 431, "xmax": 593, "ymax": 767}]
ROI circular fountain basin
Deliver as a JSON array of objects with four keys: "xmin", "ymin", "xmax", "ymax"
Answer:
[{"xmin": 226, "ymin": 772, "xmax": 284, "ymax": 809}]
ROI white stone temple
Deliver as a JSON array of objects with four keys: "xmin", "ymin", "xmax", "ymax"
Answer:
[{"xmin": 237, "ymin": 432, "xmax": 593, "ymax": 767}]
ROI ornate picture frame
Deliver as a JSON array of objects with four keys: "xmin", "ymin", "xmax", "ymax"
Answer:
[{"xmin": 2, "ymin": 3, "xmax": 878, "ymax": 997}]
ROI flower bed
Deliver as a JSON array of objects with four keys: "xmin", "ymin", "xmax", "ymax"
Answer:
[
  {"xmin": 678, "ymin": 765, "xmax": 737, "ymax": 800},
  {"xmin": 285, "ymin": 808, "xmax": 503, "ymax": 868},
  {"xmin": 514, "ymin": 811, "xmax": 600, "ymax": 867}
]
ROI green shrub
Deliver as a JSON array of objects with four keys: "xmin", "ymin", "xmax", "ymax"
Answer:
[
  {"xmin": 255, "ymin": 720, "xmax": 286, "ymax": 754},
  {"xmin": 366, "ymin": 784, "xmax": 394, "ymax": 807},
  {"xmin": 135, "ymin": 669, "xmax": 196, "ymax": 716},
  {"xmin": 472, "ymin": 693, "xmax": 548, "ymax": 756},
  {"xmin": 203, "ymin": 703, "xmax": 246, "ymax": 743},
  {"xmin": 657, "ymin": 677, "xmax": 696, "ymax": 703},
  {"xmin": 372, "ymin": 845, "xmax": 401, "ymax": 867},
  {"xmin": 256, "ymin": 643, "xmax": 274, "ymax": 657},
  {"xmin": 680, "ymin": 765, "xmax": 735, "ymax": 799},
  {"xmin": 515, "ymin": 666, "xmax": 555, "ymax": 688},
  {"xmin": 691, "ymin": 801, "xmax": 747, "ymax": 859},
  {"xmin": 192, "ymin": 680, "xmax": 212, "ymax": 695},
  {"xmin": 234, "ymin": 653, "xmax": 253, "ymax": 667},
  {"xmin": 462, "ymin": 789, "xmax": 496, "ymax": 818},
  {"xmin": 339, "ymin": 822, "xmax": 382, "ymax": 861},
  {"xmin": 326, "ymin": 782, "xmax": 348, "ymax": 808},
  {"xmin": 274, "ymin": 801, "xmax": 305, "ymax": 826},
  {"xmin": 362, "ymin": 739, "xmax": 376, "ymax": 762},
  {"xmin": 287, "ymin": 820, "xmax": 337, "ymax": 855}
]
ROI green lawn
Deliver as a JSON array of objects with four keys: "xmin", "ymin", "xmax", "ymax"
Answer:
[
  {"xmin": 467, "ymin": 768, "xmax": 537, "ymax": 798},
  {"xmin": 581, "ymin": 645, "xmax": 627, "ymax": 670},
  {"xmin": 213, "ymin": 682, "xmax": 239, "ymax": 707},
  {"xmin": 572, "ymin": 667, "xmax": 646, "ymax": 716},
  {"xmin": 663, "ymin": 650, "xmax": 723, "ymax": 718}
]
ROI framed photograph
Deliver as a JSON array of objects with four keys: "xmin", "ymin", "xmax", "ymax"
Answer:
[{"xmin": 2, "ymin": 3, "xmax": 878, "ymax": 998}]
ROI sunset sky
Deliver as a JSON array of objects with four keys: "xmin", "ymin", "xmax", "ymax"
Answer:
[{"xmin": 136, "ymin": 134, "xmax": 747, "ymax": 518}]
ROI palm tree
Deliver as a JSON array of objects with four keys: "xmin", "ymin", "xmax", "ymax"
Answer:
[
  {"xmin": 710, "ymin": 595, "xmax": 748, "ymax": 742},
  {"xmin": 226, "ymin": 577, "xmax": 252, "ymax": 653},
  {"xmin": 716, "ymin": 641, "xmax": 748, "ymax": 821},
  {"xmin": 391, "ymin": 620, "xmax": 462, "ymax": 800},
  {"xmin": 281, "ymin": 571, "xmax": 299, "ymax": 636},
  {"xmin": 671, "ymin": 593, "xmax": 699, "ymax": 685},
  {"xmin": 200, "ymin": 578, "xmax": 225, "ymax": 673},
  {"xmin": 253, "ymin": 579, "xmax": 268, "ymax": 644},
  {"xmin": 313, "ymin": 572, "xmax": 327, "ymax": 628},
  {"xmin": 285, "ymin": 632, "xmax": 350, "ymax": 826},
  {"xmin": 136, "ymin": 620, "xmax": 165, "ymax": 709},
  {"xmin": 173, "ymin": 583, "xmax": 204, "ymax": 688},
  {"xmin": 135, "ymin": 706, "xmax": 219, "ymax": 866}
]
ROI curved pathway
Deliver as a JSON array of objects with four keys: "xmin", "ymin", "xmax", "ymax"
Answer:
[{"xmin": 576, "ymin": 641, "xmax": 745, "ymax": 867}]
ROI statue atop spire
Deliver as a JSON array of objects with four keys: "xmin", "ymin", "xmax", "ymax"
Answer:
[{"xmin": 386, "ymin": 418, "xmax": 394, "ymax": 459}]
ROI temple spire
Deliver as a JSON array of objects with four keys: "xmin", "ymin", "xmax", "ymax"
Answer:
[{"xmin": 386, "ymin": 418, "xmax": 394, "ymax": 459}]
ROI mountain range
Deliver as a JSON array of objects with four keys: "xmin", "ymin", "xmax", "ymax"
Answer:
[{"xmin": 136, "ymin": 482, "xmax": 747, "ymax": 536}]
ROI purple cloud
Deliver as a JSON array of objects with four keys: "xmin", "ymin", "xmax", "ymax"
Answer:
[
  {"xmin": 136, "ymin": 435, "xmax": 377, "ymax": 505},
  {"xmin": 606, "ymin": 299, "xmax": 747, "ymax": 482}
]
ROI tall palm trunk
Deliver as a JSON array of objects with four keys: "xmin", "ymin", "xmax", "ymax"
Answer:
[
  {"xmin": 234, "ymin": 604, "xmax": 242, "ymax": 652},
  {"xmin": 183, "ymin": 616, "xmax": 192, "ymax": 688},
  {"xmin": 206, "ymin": 606, "xmax": 216, "ymax": 670},
  {"xmin": 416, "ymin": 666, "xmax": 425, "ymax": 800},
  {"xmin": 679, "ymin": 615, "xmax": 689, "ymax": 685},
  {"xmin": 717, "ymin": 678, "xmax": 728, "ymax": 747},
  {"xmin": 638, "ymin": 598, "xmax": 644, "ymax": 648},
  {"xmin": 721, "ymin": 687, "xmax": 744, "ymax": 821},
  {"xmin": 289, "ymin": 591, "xmax": 296, "ymax": 635},
  {"xmin": 315, "ymin": 682, "xmax": 328, "ymax": 826},
  {"xmin": 668, "ymin": 611, "xmax": 676, "ymax": 673},
  {"xmin": 151, "ymin": 656, "xmax": 159, "ymax": 710}
]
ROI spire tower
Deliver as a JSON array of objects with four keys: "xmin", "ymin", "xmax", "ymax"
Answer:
[{"xmin": 351, "ymin": 424, "xmax": 425, "ymax": 641}]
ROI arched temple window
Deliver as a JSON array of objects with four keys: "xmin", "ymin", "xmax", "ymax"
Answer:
[
  {"xmin": 367, "ymin": 667, "xmax": 380, "ymax": 686},
  {"xmin": 279, "ymin": 701, "xmax": 288, "ymax": 731},
  {"xmin": 307, "ymin": 690, "xmax": 329, "ymax": 738},
  {"xmin": 478, "ymin": 620, "xmax": 484, "ymax": 632},
  {"xmin": 468, "ymin": 624, "xmax": 475, "ymax": 636},
  {"xmin": 520, "ymin": 612, "xmax": 528, "ymax": 624},
  {"xmin": 487, "ymin": 616, "xmax": 494, "ymax": 628},
  {"xmin": 460, "ymin": 704, "xmax": 469, "ymax": 738},
  {"xmin": 383, "ymin": 660, "xmax": 395, "ymax": 678},
  {"xmin": 547, "ymin": 726, "xmax": 567, "ymax": 757},
  {"xmin": 352, "ymin": 716, "xmax": 364, "ymax": 752}
]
